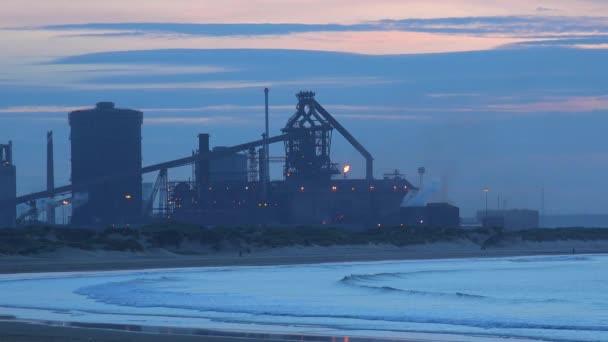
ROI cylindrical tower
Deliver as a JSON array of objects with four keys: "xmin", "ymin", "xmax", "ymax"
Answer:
[{"xmin": 69, "ymin": 102, "xmax": 143, "ymax": 225}]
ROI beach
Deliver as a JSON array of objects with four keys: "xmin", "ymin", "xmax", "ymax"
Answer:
[
  {"xmin": 2, "ymin": 239, "xmax": 607, "ymax": 274},
  {"xmin": 1, "ymin": 240, "xmax": 607, "ymax": 342}
]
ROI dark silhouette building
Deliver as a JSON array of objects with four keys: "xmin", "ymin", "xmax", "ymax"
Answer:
[
  {"xmin": 69, "ymin": 102, "xmax": 143, "ymax": 225},
  {"xmin": 401, "ymin": 202, "xmax": 460, "ymax": 228},
  {"xmin": 0, "ymin": 142, "xmax": 16, "ymax": 227},
  {"xmin": 477, "ymin": 209, "xmax": 539, "ymax": 230},
  {"xmin": 11, "ymin": 91, "xmax": 419, "ymax": 228}
]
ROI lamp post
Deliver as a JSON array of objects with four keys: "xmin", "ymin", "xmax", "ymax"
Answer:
[
  {"xmin": 124, "ymin": 194, "xmax": 132, "ymax": 225},
  {"xmin": 61, "ymin": 199, "xmax": 69, "ymax": 225}
]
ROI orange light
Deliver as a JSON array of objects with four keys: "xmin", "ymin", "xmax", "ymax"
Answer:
[
  {"xmin": 331, "ymin": 185, "xmax": 337, "ymax": 191},
  {"xmin": 369, "ymin": 185, "xmax": 375, "ymax": 191},
  {"xmin": 124, "ymin": 194, "xmax": 132, "ymax": 200},
  {"xmin": 62, "ymin": 200, "xmax": 69, "ymax": 205},
  {"xmin": 343, "ymin": 164, "xmax": 351, "ymax": 174}
]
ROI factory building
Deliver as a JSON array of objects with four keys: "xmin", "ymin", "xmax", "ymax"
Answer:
[
  {"xmin": 167, "ymin": 91, "xmax": 414, "ymax": 226},
  {"xmin": 0, "ymin": 142, "xmax": 16, "ymax": 227},
  {"xmin": 4, "ymin": 91, "xmax": 420, "ymax": 228},
  {"xmin": 401, "ymin": 202, "xmax": 460, "ymax": 228},
  {"xmin": 478, "ymin": 209, "xmax": 539, "ymax": 230},
  {"xmin": 69, "ymin": 102, "xmax": 143, "ymax": 225}
]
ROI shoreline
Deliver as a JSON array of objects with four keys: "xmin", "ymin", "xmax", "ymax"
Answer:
[{"xmin": 1, "ymin": 240, "xmax": 607, "ymax": 274}]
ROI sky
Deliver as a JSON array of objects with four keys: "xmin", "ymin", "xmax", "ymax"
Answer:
[{"xmin": 1, "ymin": 0, "xmax": 608, "ymax": 216}]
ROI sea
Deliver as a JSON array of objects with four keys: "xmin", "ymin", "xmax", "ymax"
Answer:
[{"xmin": 0, "ymin": 254, "xmax": 606, "ymax": 341}]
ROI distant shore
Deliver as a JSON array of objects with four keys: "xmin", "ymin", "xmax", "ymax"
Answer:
[{"xmin": 1, "ymin": 239, "xmax": 607, "ymax": 274}]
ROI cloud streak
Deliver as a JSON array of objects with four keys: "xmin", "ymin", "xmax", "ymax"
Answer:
[
  {"xmin": 3, "ymin": 95, "xmax": 607, "ymax": 124},
  {"xmin": 4, "ymin": 0, "xmax": 608, "ymax": 26},
  {"xmin": 38, "ymin": 16, "xmax": 608, "ymax": 38}
]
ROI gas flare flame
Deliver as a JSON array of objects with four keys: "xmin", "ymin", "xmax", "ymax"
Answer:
[{"xmin": 343, "ymin": 164, "xmax": 351, "ymax": 174}]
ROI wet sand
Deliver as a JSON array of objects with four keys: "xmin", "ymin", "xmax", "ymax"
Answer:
[
  {"xmin": 0, "ymin": 320, "xmax": 542, "ymax": 342},
  {"xmin": 7, "ymin": 320, "xmax": 439, "ymax": 342},
  {"xmin": 0, "ymin": 321, "xmax": 313, "ymax": 342}
]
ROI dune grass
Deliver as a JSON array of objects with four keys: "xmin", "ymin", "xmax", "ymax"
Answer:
[{"xmin": 0, "ymin": 223, "xmax": 607, "ymax": 255}]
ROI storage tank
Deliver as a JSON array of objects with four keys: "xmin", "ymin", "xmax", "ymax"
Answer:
[
  {"xmin": 69, "ymin": 102, "xmax": 143, "ymax": 225},
  {"xmin": 209, "ymin": 146, "xmax": 248, "ymax": 182},
  {"xmin": 0, "ymin": 142, "xmax": 16, "ymax": 227}
]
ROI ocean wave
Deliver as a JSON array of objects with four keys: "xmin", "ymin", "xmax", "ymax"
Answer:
[
  {"xmin": 339, "ymin": 271, "xmax": 571, "ymax": 304},
  {"xmin": 353, "ymin": 284, "xmax": 489, "ymax": 300},
  {"xmin": 74, "ymin": 277, "xmax": 603, "ymax": 333},
  {"xmin": 339, "ymin": 269, "xmax": 461, "ymax": 284}
]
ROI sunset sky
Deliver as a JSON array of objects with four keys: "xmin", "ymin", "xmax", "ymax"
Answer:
[{"xmin": 1, "ymin": 0, "xmax": 608, "ymax": 216}]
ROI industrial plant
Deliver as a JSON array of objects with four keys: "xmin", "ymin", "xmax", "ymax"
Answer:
[{"xmin": 0, "ymin": 90, "xmax": 465, "ymax": 229}]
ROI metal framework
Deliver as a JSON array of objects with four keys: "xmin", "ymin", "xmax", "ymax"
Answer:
[
  {"xmin": 144, "ymin": 168, "xmax": 167, "ymax": 218},
  {"xmin": 247, "ymin": 147, "xmax": 258, "ymax": 182},
  {"xmin": 282, "ymin": 91, "xmax": 374, "ymax": 182},
  {"xmin": 282, "ymin": 91, "xmax": 338, "ymax": 182}
]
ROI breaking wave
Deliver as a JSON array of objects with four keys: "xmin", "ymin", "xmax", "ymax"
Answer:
[
  {"xmin": 340, "ymin": 273, "xmax": 488, "ymax": 299},
  {"xmin": 73, "ymin": 277, "xmax": 608, "ymax": 336},
  {"xmin": 338, "ymin": 271, "xmax": 570, "ymax": 304}
]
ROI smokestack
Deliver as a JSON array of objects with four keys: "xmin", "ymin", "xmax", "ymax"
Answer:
[
  {"xmin": 46, "ymin": 131, "xmax": 55, "ymax": 224},
  {"xmin": 264, "ymin": 88, "xmax": 270, "ymax": 183},
  {"xmin": 197, "ymin": 133, "xmax": 210, "ymax": 208}
]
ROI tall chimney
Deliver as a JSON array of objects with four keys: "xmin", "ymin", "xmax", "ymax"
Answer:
[
  {"xmin": 264, "ymin": 88, "xmax": 270, "ymax": 183},
  {"xmin": 197, "ymin": 134, "xmax": 210, "ymax": 208},
  {"xmin": 46, "ymin": 131, "xmax": 55, "ymax": 224}
]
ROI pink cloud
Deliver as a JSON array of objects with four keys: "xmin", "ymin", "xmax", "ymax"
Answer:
[
  {"xmin": 483, "ymin": 96, "xmax": 608, "ymax": 113},
  {"xmin": 3, "ymin": 1, "xmax": 608, "ymax": 26}
]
